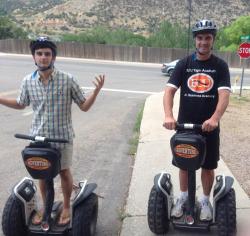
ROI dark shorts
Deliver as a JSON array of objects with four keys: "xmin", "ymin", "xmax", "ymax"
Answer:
[{"xmin": 201, "ymin": 128, "xmax": 220, "ymax": 170}]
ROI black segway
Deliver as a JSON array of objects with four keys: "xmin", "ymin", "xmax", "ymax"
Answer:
[
  {"xmin": 2, "ymin": 134, "xmax": 98, "ymax": 236},
  {"xmin": 147, "ymin": 123, "xmax": 236, "ymax": 236}
]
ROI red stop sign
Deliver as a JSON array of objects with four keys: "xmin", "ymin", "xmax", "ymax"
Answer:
[{"xmin": 238, "ymin": 42, "xmax": 250, "ymax": 59}]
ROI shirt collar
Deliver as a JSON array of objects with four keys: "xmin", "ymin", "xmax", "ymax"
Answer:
[
  {"xmin": 192, "ymin": 52, "xmax": 213, "ymax": 62},
  {"xmin": 32, "ymin": 68, "xmax": 57, "ymax": 81}
]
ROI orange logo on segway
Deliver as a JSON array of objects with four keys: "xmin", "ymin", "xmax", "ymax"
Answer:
[
  {"xmin": 187, "ymin": 73, "xmax": 214, "ymax": 93},
  {"xmin": 25, "ymin": 157, "xmax": 51, "ymax": 170},
  {"xmin": 174, "ymin": 144, "xmax": 199, "ymax": 158}
]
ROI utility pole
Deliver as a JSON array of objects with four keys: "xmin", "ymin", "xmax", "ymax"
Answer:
[{"xmin": 187, "ymin": 0, "xmax": 192, "ymax": 55}]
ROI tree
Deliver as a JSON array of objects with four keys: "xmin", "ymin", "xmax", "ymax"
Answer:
[
  {"xmin": 106, "ymin": 28, "xmax": 146, "ymax": 46},
  {"xmin": 62, "ymin": 26, "xmax": 147, "ymax": 46},
  {"xmin": 146, "ymin": 21, "xmax": 188, "ymax": 48},
  {"xmin": 215, "ymin": 15, "xmax": 250, "ymax": 52},
  {"xmin": 0, "ymin": 16, "xmax": 27, "ymax": 39}
]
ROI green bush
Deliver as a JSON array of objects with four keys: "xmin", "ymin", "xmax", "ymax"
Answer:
[
  {"xmin": 215, "ymin": 16, "xmax": 250, "ymax": 52},
  {"xmin": 0, "ymin": 16, "xmax": 27, "ymax": 39},
  {"xmin": 146, "ymin": 21, "xmax": 188, "ymax": 48}
]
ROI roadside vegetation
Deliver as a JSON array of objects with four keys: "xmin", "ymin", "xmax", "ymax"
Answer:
[
  {"xmin": 0, "ymin": 15, "xmax": 27, "ymax": 39},
  {"xmin": 0, "ymin": 13, "xmax": 249, "ymax": 52},
  {"xmin": 230, "ymin": 90, "xmax": 250, "ymax": 103},
  {"xmin": 128, "ymin": 103, "xmax": 144, "ymax": 157},
  {"xmin": 215, "ymin": 15, "xmax": 250, "ymax": 52}
]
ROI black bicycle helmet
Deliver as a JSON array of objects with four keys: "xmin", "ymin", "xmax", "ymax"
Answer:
[
  {"xmin": 192, "ymin": 20, "xmax": 217, "ymax": 37},
  {"xmin": 30, "ymin": 36, "xmax": 57, "ymax": 56}
]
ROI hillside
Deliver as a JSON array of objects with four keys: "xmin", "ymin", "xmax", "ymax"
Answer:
[{"xmin": 1, "ymin": 0, "xmax": 250, "ymax": 35}]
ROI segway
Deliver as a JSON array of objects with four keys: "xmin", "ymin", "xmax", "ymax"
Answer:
[
  {"xmin": 2, "ymin": 134, "xmax": 98, "ymax": 236},
  {"xmin": 147, "ymin": 123, "xmax": 236, "ymax": 236}
]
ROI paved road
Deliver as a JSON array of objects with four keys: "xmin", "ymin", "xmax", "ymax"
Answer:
[
  {"xmin": 0, "ymin": 54, "xmax": 166, "ymax": 236},
  {"xmin": 0, "ymin": 54, "xmax": 249, "ymax": 236}
]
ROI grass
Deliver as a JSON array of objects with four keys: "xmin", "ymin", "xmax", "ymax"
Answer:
[
  {"xmin": 117, "ymin": 207, "xmax": 132, "ymax": 221},
  {"xmin": 128, "ymin": 103, "xmax": 145, "ymax": 157},
  {"xmin": 230, "ymin": 91, "xmax": 250, "ymax": 104}
]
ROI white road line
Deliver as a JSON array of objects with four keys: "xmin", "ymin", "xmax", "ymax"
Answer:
[
  {"xmin": 0, "ymin": 90, "xmax": 18, "ymax": 96},
  {"xmin": 5, "ymin": 84, "xmax": 249, "ymax": 117},
  {"xmin": 18, "ymin": 87, "xmax": 155, "ymax": 117},
  {"xmin": 22, "ymin": 110, "xmax": 33, "ymax": 116},
  {"xmin": 82, "ymin": 87, "xmax": 157, "ymax": 95},
  {"xmin": 0, "ymin": 88, "xmax": 157, "ymax": 97}
]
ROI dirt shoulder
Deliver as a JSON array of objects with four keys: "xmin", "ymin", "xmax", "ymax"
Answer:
[{"xmin": 220, "ymin": 90, "xmax": 250, "ymax": 197}]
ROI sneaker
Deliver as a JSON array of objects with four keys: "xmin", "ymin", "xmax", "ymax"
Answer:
[
  {"xmin": 200, "ymin": 200, "xmax": 212, "ymax": 221},
  {"xmin": 171, "ymin": 197, "xmax": 187, "ymax": 218}
]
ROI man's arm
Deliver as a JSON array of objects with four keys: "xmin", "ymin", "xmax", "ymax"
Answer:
[
  {"xmin": 163, "ymin": 86, "xmax": 177, "ymax": 130},
  {"xmin": 0, "ymin": 97, "xmax": 25, "ymax": 110},
  {"xmin": 79, "ymin": 75, "xmax": 105, "ymax": 112},
  {"xmin": 202, "ymin": 89, "xmax": 230, "ymax": 132}
]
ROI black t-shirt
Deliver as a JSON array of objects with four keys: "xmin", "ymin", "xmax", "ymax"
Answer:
[{"xmin": 167, "ymin": 53, "xmax": 231, "ymax": 124}]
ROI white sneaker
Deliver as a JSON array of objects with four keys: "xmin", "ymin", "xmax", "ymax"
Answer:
[
  {"xmin": 171, "ymin": 197, "xmax": 187, "ymax": 218},
  {"xmin": 200, "ymin": 200, "xmax": 212, "ymax": 221}
]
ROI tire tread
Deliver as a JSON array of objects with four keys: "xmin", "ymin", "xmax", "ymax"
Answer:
[
  {"xmin": 216, "ymin": 188, "xmax": 237, "ymax": 236},
  {"xmin": 72, "ymin": 193, "xmax": 98, "ymax": 236},
  {"xmin": 2, "ymin": 194, "xmax": 26, "ymax": 236},
  {"xmin": 147, "ymin": 185, "xmax": 170, "ymax": 234}
]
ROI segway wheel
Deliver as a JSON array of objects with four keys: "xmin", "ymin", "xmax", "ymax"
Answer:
[
  {"xmin": 147, "ymin": 185, "xmax": 170, "ymax": 234},
  {"xmin": 72, "ymin": 193, "xmax": 98, "ymax": 236},
  {"xmin": 2, "ymin": 194, "xmax": 26, "ymax": 236},
  {"xmin": 216, "ymin": 188, "xmax": 236, "ymax": 236}
]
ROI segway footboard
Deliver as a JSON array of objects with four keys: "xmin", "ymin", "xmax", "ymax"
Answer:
[{"xmin": 172, "ymin": 210, "xmax": 211, "ymax": 232}]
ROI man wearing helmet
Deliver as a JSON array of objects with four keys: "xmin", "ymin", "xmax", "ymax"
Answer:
[
  {"xmin": 0, "ymin": 37, "xmax": 105, "ymax": 225},
  {"xmin": 163, "ymin": 20, "xmax": 231, "ymax": 221}
]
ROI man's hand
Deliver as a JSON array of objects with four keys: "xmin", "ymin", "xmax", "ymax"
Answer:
[
  {"xmin": 93, "ymin": 74, "xmax": 105, "ymax": 94},
  {"xmin": 163, "ymin": 117, "xmax": 177, "ymax": 130},
  {"xmin": 202, "ymin": 118, "xmax": 218, "ymax": 132},
  {"xmin": 79, "ymin": 74, "xmax": 105, "ymax": 112}
]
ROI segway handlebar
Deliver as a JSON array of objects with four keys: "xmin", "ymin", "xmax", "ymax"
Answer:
[
  {"xmin": 14, "ymin": 134, "xmax": 69, "ymax": 143},
  {"xmin": 176, "ymin": 123, "xmax": 202, "ymax": 131}
]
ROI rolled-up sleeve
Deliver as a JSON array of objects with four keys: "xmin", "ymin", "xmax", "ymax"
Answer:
[{"xmin": 71, "ymin": 77, "xmax": 86, "ymax": 106}]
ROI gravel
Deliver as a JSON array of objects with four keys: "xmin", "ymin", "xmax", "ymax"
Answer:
[{"xmin": 220, "ymin": 90, "xmax": 250, "ymax": 197}]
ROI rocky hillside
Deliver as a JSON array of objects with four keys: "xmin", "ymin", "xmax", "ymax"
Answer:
[{"xmin": 1, "ymin": 0, "xmax": 250, "ymax": 35}]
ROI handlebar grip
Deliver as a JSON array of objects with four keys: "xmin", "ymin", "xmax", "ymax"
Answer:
[
  {"xmin": 176, "ymin": 123, "xmax": 202, "ymax": 130},
  {"xmin": 45, "ymin": 138, "xmax": 68, "ymax": 143},
  {"xmin": 15, "ymin": 134, "xmax": 35, "ymax": 141},
  {"xmin": 14, "ymin": 134, "xmax": 69, "ymax": 143}
]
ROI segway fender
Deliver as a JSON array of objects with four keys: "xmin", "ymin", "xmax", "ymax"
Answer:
[
  {"xmin": 214, "ymin": 175, "xmax": 234, "ymax": 200},
  {"xmin": 72, "ymin": 183, "xmax": 97, "ymax": 208},
  {"xmin": 13, "ymin": 177, "xmax": 37, "ymax": 225},
  {"xmin": 153, "ymin": 173, "xmax": 161, "ymax": 192},
  {"xmin": 224, "ymin": 176, "xmax": 234, "ymax": 194},
  {"xmin": 153, "ymin": 172, "xmax": 172, "ymax": 197},
  {"xmin": 213, "ymin": 175, "xmax": 234, "ymax": 223}
]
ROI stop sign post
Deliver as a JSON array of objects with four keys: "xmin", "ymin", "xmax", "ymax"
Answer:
[{"xmin": 237, "ymin": 42, "xmax": 250, "ymax": 96}]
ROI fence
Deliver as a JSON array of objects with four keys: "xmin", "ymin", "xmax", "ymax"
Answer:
[{"xmin": 0, "ymin": 39, "xmax": 249, "ymax": 68}]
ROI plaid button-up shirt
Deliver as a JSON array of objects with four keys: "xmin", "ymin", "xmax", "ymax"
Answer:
[{"xmin": 17, "ymin": 68, "xmax": 86, "ymax": 145}]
